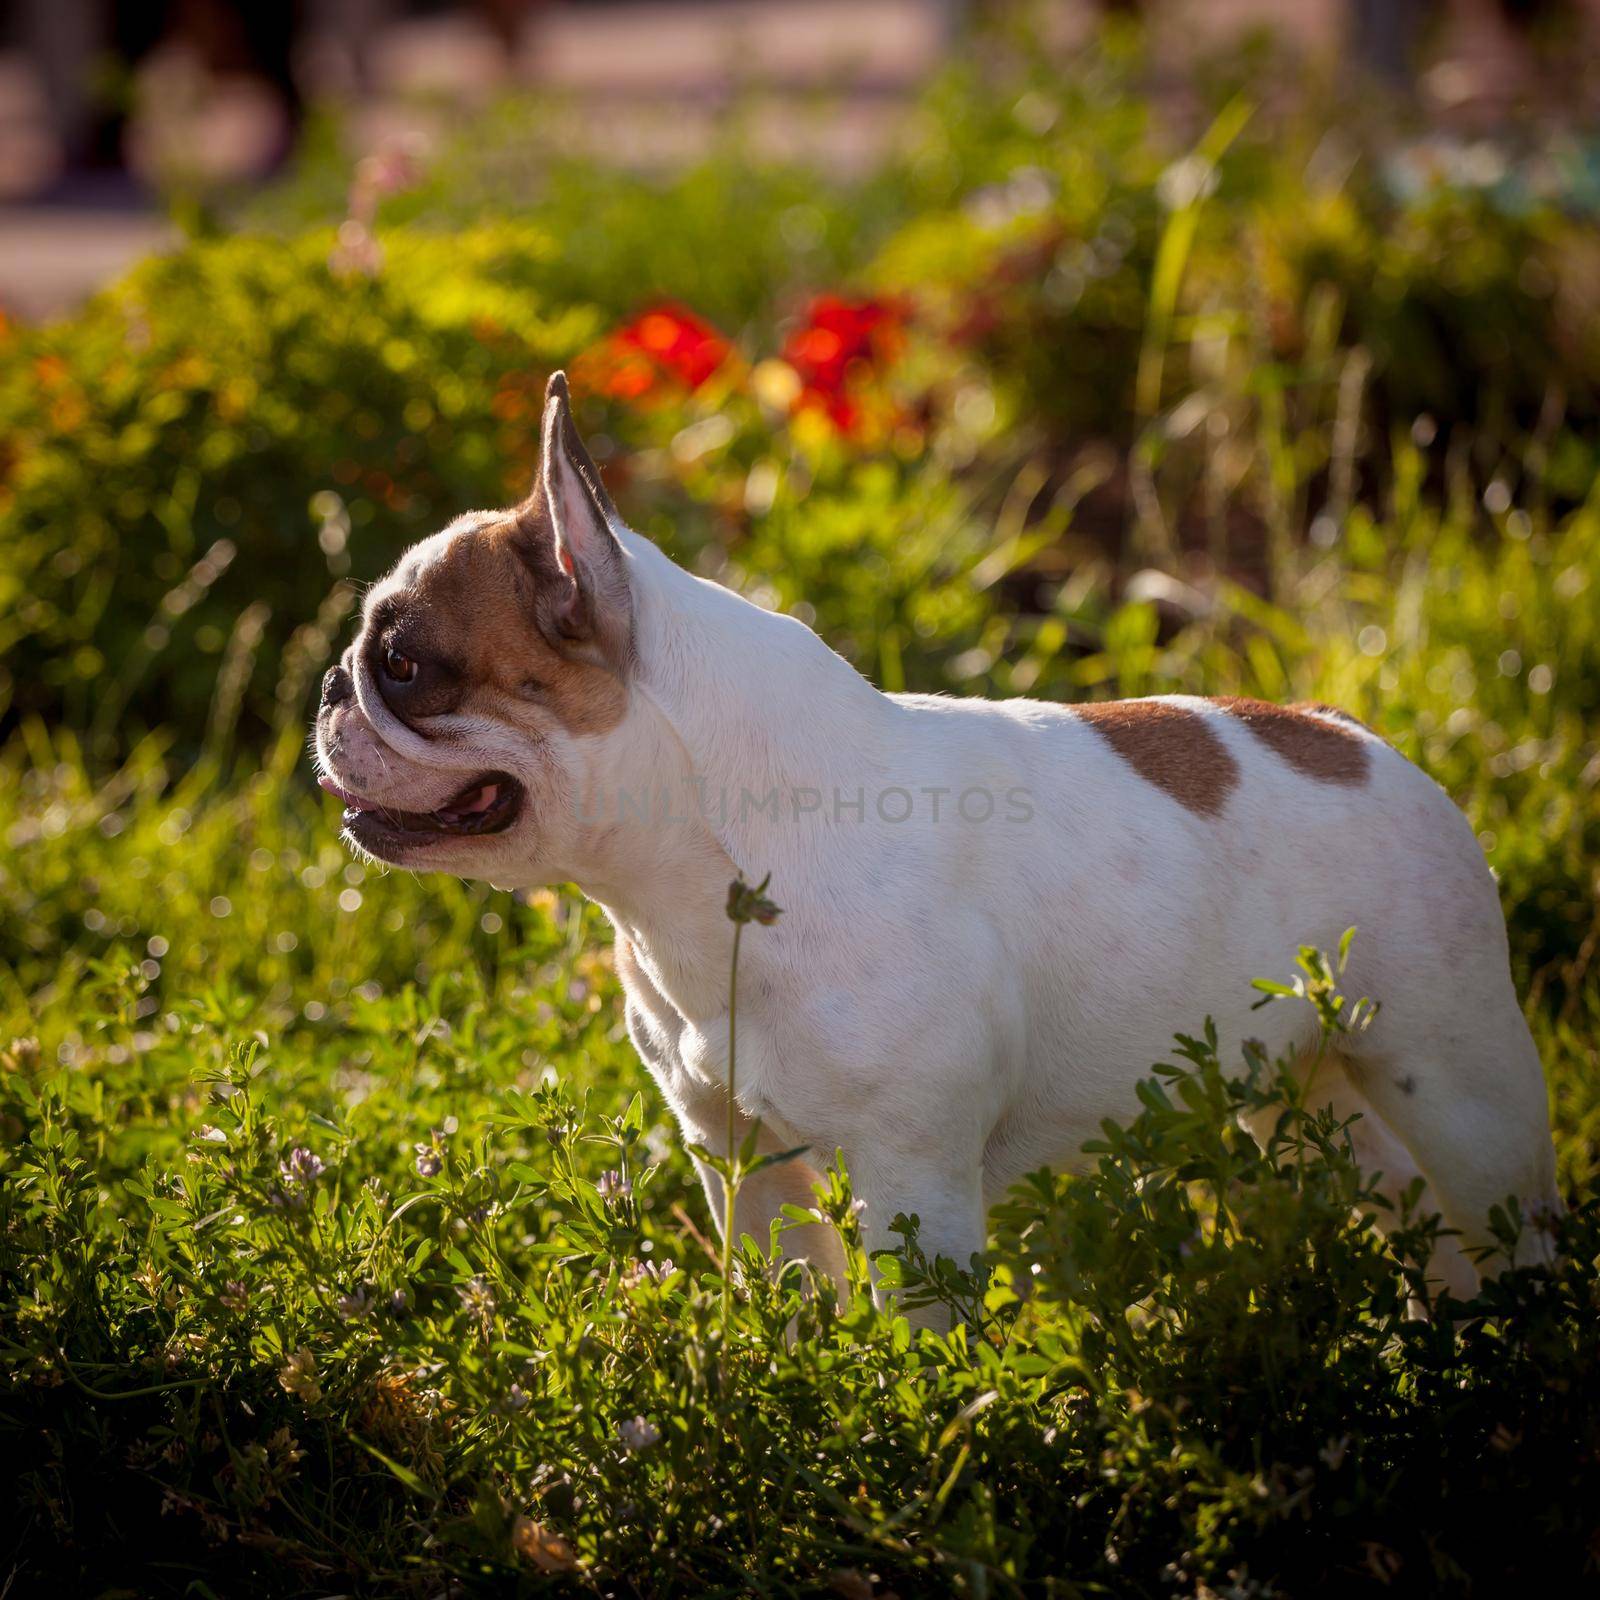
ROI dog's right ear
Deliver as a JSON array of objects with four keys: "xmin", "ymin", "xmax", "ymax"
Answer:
[{"xmin": 512, "ymin": 372, "xmax": 631, "ymax": 662}]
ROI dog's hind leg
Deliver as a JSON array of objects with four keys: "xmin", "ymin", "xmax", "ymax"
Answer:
[
  {"xmin": 1249, "ymin": 1053, "xmax": 1481, "ymax": 1303},
  {"xmin": 1337, "ymin": 986, "xmax": 1560, "ymax": 1281}
]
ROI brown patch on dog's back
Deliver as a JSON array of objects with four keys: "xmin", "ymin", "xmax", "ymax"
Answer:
[
  {"xmin": 1074, "ymin": 700, "xmax": 1240, "ymax": 817},
  {"xmin": 1215, "ymin": 697, "xmax": 1370, "ymax": 784},
  {"xmin": 404, "ymin": 521, "xmax": 629, "ymax": 736}
]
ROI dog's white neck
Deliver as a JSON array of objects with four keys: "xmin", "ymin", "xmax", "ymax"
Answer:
[
  {"xmin": 628, "ymin": 532, "xmax": 897, "ymax": 853},
  {"xmin": 567, "ymin": 530, "xmax": 898, "ymax": 1018}
]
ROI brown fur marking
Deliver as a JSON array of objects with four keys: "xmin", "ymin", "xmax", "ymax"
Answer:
[
  {"xmin": 1074, "ymin": 700, "xmax": 1240, "ymax": 817},
  {"xmin": 384, "ymin": 520, "xmax": 628, "ymax": 737},
  {"xmin": 1303, "ymin": 702, "xmax": 1374, "ymax": 732},
  {"xmin": 1215, "ymin": 697, "xmax": 1370, "ymax": 784}
]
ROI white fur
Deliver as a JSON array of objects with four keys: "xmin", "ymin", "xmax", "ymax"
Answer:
[{"xmin": 318, "ymin": 517, "xmax": 1560, "ymax": 1318}]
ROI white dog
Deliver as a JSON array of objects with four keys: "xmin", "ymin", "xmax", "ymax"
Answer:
[{"xmin": 314, "ymin": 372, "xmax": 1559, "ymax": 1312}]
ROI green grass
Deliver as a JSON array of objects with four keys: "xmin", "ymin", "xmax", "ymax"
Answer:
[{"xmin": 4, "ymin": 20, "xmax": 1600, "ymax": 1595}]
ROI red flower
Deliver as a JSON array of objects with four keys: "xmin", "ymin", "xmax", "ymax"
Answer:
[
  {"xmin": 781, "ymin": 295, "xmax": 907, "ymax": 435},
  {"xmin": 619, "ymin": 304, "xmax": 730, "ymax": 389},
  {"xmin": 577, "ymin": 303, "xmax": 732, "ymax": 403}
]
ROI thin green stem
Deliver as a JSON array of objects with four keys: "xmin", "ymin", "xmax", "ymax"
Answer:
[
  {"xmin": 58, "ymin": 1353, "xmax": 213, "ymax": 1403},
  {"xmin": 723, "ymin": 918, "xmax": 744, "ymax": 1330}
]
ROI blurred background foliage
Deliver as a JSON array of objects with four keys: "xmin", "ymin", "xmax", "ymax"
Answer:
[{"xmin": 5, "ymin": 21, "xmax": 1600, "ymax": 753}]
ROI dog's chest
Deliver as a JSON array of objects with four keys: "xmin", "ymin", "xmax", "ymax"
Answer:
[
  {"xmin": 614, "ymin": 936, "xmax": 728, "ymax": 1106},
  {"xmin": 613, "ymin": 933, "xmax": 802, "ymax": 1138}
]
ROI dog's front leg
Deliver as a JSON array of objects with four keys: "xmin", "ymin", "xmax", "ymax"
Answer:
[
  {"xmin": 679, "ymin": 1099, "xmax": 848, "ymax": 1287},
  {"xmin": 844, "ymin": 1149, "xmax": 987, "ymax": 1332}
]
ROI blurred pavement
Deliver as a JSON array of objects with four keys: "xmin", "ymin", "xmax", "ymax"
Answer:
[
  {"xmin": 0, "ymin": 206, "xmax": 175, "ymax": 322},
  {"xmin": 0, "ymin": 0, "xmax": 1593, "ymax": 322}
]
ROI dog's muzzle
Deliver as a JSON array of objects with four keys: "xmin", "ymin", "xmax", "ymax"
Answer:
[{"xmin": 321, "ymin": 664, "xmax": 354, "ymax": 709}]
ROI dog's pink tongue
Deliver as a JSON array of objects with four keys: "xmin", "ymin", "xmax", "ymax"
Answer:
[
  {"xmin": 456, "ymin": 782, "xmax": 498, "ymax": 814},
  {"xmin": 318, "ymin": 775, "xmax": 377, "ymax": 812}
]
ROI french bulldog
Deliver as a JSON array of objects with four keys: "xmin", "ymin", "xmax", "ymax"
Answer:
[{"xmin": 314, "ymin": 372, "xmax": 1558, "ymax": 1317}]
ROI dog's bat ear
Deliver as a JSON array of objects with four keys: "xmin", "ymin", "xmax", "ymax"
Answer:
[{"xmin": 513, "ymin": 372, "xmax": 630, "ymax": 656}]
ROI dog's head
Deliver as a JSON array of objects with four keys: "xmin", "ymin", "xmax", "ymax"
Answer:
[{"xmin": 313, "ymin": 373, "xmax": 634, "ymax": 881}]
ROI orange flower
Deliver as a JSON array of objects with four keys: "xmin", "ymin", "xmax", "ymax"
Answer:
[{"xmin": 511, "ymin": 1516, "xmax": 578, "ymax": 1572}]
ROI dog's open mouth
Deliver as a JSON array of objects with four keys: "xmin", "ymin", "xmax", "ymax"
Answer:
[{"xmin": 319, "ymin": 771, "xmax": 523, "ymax": 845}]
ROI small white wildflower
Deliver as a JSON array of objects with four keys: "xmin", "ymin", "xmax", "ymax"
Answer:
[
  {"xmin": 458, "ymin": 1275, "xmax": 496, "ymax": 1319},
  {"xmin": 617, "ymin": 1415, "xmax": 659, "ymax": 1452},
  {"xmin": 278, "ymin": 1347, "xmax": 321, "ymax": 1404},
  {"xmin": 336, "ymin": 1283, "xmax": 377, "ymax": 1321},
  {"xmin": 622, "ymin": 1257, "xmax": 676, "ymax": 1290},
  {"xmin": 279, "ymin": 1146, "xmax": 326, "ymax": 1185}
]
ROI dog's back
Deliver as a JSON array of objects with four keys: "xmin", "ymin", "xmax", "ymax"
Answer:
[{"xmin": 891, "ymin": 689, "xmax": 1557, "ymax": 1289}]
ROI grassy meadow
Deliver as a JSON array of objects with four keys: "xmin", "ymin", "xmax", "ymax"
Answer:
[{"xmin": 3, "ymin": 22, "xmax": 1600, "ymax": 1596}]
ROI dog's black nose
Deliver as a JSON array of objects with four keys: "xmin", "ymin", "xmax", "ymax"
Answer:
[{"xmin": 321, "ymin": 664, "xmax": 353, "ymax": 708}]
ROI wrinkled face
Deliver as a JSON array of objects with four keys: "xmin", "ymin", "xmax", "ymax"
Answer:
[
  {"xmin": 313, "ymin": 516, "xmax": 627, "ymax": 877},
  {"xmin": 313, "ymin": 374, "xmax": 634, "ymax": 880}
]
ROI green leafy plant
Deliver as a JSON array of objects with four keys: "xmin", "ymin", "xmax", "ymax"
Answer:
[{"xmin": 4, "ymin": 913, "xmax": 1596, "ymax": 1595}]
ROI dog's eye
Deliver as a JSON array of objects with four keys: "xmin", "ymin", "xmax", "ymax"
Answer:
[{"xmin": 384, "ymin": 648, "xmax": 417, "ymax": 683}]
